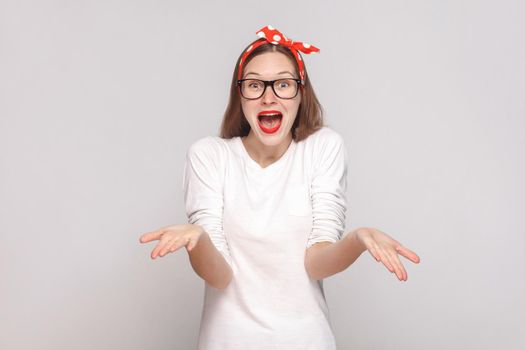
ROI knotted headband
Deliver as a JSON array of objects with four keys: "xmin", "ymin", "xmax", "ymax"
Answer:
[{"xmin": 237, "ymin": 25, "xmax": 320, "ymax": 84}]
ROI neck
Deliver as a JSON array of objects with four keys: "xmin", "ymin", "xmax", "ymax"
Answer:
[{"xmin": 242, "ymin": 131, "xmax": 293, "ymax": 168}]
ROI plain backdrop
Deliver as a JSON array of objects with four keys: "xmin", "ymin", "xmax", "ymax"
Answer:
[{"xmin": 1, "ymin": 0, "xmax": 524, "ymax": 349}]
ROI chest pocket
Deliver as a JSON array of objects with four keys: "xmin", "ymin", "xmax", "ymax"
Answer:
[{"xmin": 284, "ymin": 184, "xmax": 312, "ymax": 217}]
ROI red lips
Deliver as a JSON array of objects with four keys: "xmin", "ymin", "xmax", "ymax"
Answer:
[
  {"xmin": 257, "ymin": 110, "xmax": 282, "ymax": 134},
  {"xmin": 258, "ymin": 110, "xmax": 282, "ymax": 117}
]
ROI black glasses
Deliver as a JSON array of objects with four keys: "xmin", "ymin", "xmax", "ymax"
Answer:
[{"xmin": 236, "ymin": 78, "xmax": 302, "ymax": 100}]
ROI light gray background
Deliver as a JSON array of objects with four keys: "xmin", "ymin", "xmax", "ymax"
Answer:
[{"xmin": 1, "ymin": 0, "xmax": 524, "ymax": 349}]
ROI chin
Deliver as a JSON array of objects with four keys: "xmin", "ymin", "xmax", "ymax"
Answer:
[{"xmin": 257, "ymin": 128, "xmax": 291, "ymax": 144}]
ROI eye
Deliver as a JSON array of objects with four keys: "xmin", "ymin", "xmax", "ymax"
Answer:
[
  {"xmin": 276, "ymin": 80, "xmax": 292, "ymax": 88},
  {"xmin": 247, "ymin": 80, "xmax": 263, "ymax": 89}
]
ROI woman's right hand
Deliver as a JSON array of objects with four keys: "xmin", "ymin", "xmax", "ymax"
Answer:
[{"xmin": 139, "ymin": 224, "xmax": 204, "ymax": 259}]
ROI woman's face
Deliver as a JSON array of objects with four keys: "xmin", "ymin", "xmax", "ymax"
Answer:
[{"xmin": 240, "ymin": 51, "xmax": 301, "ymax": 146}]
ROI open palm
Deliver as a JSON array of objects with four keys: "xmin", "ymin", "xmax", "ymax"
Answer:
[{"xmin": 356, "ymin": 227, "xmax": 421, "ymax": 281}]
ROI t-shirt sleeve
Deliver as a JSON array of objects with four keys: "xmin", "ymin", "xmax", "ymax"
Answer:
[
  {"xmin": 182, "ymin": 137, "xmax": 232, "ymax": 266},
  {"xmin": 307, "ymin": 130, "xmax": 348, "ymax": 248}
]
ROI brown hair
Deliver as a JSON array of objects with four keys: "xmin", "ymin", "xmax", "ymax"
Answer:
[{"xmin": 219, "ymin": 39, "xmax": 324, "ymax": 142}]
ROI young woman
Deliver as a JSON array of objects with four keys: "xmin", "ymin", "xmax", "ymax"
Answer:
[{"xmin": 140, "ymin": 25, "xmax": 420, "ymax": 349}]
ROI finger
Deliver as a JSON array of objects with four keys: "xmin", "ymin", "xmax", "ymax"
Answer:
[
  {"xmin": 159, "ymin": 237, "xmax": 179, "ymax": 257},
  {"xmin": 140, "ymin": 230, "xmax": 167, "ymax": 244},
  {"xmin": 151, "ymin": 237, "xmax": 173, "ymax": 259},
  {"xmin": 388, "ymin": 250, "xmax": 406, "ymax": 281},
  {"xmin": 169, "ymin": 236, "xmax": 191, "ymax": 254},
  {"xmin": 387, "ymin": 249, "xmax": 407, "ymax": 281},
  {"xmin": 166, "ymin": 236, "xmax": 192, "ymax": 254},
  {"xmin": 396, "ymin": 245, "xmax": 421, "ymax": 264},
  {"xmin": 377, "ymin": 246, "xmax": 395, "ymax": 274}
]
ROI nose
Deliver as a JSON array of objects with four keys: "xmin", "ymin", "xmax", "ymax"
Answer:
[{"xmin": 261, "ymin": 84, "xmax": 278, "ymax": 104}]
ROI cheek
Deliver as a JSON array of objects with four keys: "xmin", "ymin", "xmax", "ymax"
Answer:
[
  {"xmin": 240, "ymin": 100, "xmax": 250, "ymax": 115},
  {"xmin": 286, "ymin": 101, "xmax": 301, "ymax": 119}
]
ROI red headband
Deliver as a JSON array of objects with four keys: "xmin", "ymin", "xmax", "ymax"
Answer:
[{"xmin": 237, "ymin": 25, "xmax": 320, "ymax": 84}]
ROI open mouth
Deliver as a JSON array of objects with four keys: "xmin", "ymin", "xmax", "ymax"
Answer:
[{"xmin": 257, "ymin": 111, "xmax": 282, "ymax": 133}]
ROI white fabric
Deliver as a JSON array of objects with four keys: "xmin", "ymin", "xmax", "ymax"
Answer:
[{"xmin": 182, "ymin": 126, "xmax": 348, "ymax": 350}]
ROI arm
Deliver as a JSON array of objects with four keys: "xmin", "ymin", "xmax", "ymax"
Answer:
[
  {"xmin": 187, "ymin": 225, "xmax": 233, "ymax": 290},
  {"xmin": 139, "ymin": 223, "xmax": 232, "ymax": 290},
  {"xmin": 304, "ymin": 129, "xmax": 351, "ymax": 278},
  {"xmin": 140, "ymin": 138, "xmax": 234, "ymax": 290},
  {"xmin": 303, "ymin": 129, "xmax": 420, "ymax": 282},
  {"xmin": 305, "ymin": 227, "xmax": 421, "ymax": 281},
  {"xmin": 305, "ymin": 230, "xmax": 366, "ymax": 280},
  {"xmin": 183, "ymin": 137, "xmax": 234, "ymax": 289}
]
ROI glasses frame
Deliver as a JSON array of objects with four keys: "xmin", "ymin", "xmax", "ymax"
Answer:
[{"xmin": 236, "ymin": 78, "xmax": 303, "ymax": 100}]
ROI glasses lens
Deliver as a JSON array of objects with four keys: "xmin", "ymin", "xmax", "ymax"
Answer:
[
  {"xmin": 240, "ymin": 79, "xmax": 264, "ymax": 99},
  {"xmin": 239, "ymin": 79, "xmax": 299, "ymax": 99},
  {"xmin": 273, "ymin": 79, "xmax": 298, "ymax": 99}
]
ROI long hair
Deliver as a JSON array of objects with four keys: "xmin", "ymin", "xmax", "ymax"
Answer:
[{"xmin": 219, "ymin": 39, "xmax": 324, "ymax": 142}]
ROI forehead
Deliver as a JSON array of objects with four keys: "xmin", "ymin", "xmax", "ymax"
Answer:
[{"xmin": 243, "ymin": 51, "xmax": 296, "ymax": 77}]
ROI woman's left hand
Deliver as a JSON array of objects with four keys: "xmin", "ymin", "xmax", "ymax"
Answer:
[{"xmin": 355, "ymin": 227, "xmax": 420, "ymax": 281}]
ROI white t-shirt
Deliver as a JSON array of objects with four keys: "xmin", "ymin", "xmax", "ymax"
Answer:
[{"xmin": 182, "ymin": 126, "xmax": 348, "ymax": 350}]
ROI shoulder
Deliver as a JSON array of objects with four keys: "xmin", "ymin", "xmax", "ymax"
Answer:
[
  {"xmin": 186, "ymin": 136, "xmax": 228, "ymax": 170},
  {"xmin": 306, "ymin": 126, "xmax": 345, "ymax": 153},
  {"xmin": 302, "ymin": 127, "xmax": 347, "ymax": 175},
  {"xmin": 187, "ymin": 135, "xmax": 228, "ymax": 158}
]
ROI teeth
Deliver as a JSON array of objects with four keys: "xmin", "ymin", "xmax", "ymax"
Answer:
[{"xmin": 258, "ymin": 113, "xmax": 282, "ymax": 118}]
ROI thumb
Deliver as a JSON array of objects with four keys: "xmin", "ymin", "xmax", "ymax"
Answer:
[
  {"xmin": 186, "ymin": 236, "xmax": 198, "ymax": 252},
  {"xmin": 139, "ymin": 230, "xmax": 165, "ymax": 243}
]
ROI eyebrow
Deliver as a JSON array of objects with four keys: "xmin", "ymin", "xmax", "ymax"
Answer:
[{"xmin": 244, "ymin": 71, "xmax": 296, "ymax": 78}]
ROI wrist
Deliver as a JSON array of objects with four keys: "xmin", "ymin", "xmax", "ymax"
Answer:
[
  {"xmin": 349, "ymin": 229, "xmax": 367, "ymax": 253},
  {"xmin": 192, "ymin": 224, "xmax": 205, "ymax": 236}
]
